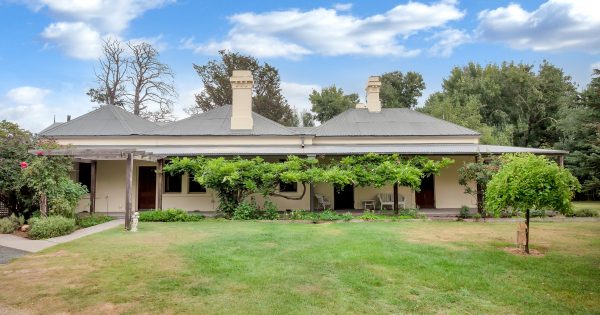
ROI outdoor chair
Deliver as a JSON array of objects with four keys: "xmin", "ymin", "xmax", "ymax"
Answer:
[
  {"xmin": 377, "ymin": 193, "xmax": 405, "ymax": 211},
  {"xmin": 315, "ymin": 194, "xmax": 331, "ymax": 210}
]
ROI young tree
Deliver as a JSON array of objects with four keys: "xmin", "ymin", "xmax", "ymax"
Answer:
[
  {"xmin": 309, "ymin": 86, "xmax": 359, "ymax": 123},
  {"xmin": 127, "ymin": 42, "xmax": 177, "ymax": 121},
  {"xmin": 189, "ymin": 50, "xmax": 296, "ymax": 126},
  {"xmin": 300, "ymin": 109, "xmax": 315, "ymax": 127},
  {"xmin": 485, "ymin": 154, "xmax": 580, "ymax": 253},
  {"xmin": 380, "ymin": 71, "xmax": 425, "ymax": 109},
  {"xmin": 457, "ymin": 155, "xmax": 500, "ymax": 215},
  {"xmin": 88, "ymin": 38, "xmax": 176, "ymax": 121}
]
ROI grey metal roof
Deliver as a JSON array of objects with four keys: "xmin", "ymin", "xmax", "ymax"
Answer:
[
  {"xmin": 288, "ymin": 127, "xmax": 316, "ymax": 135},
  {"xmin": 39, "ymin": 105, "xmax": 158, "ymax": 136},
  {"xmin": 147, "ymin": 105, "xmax": 296, "ymax": 136},
  {"xmin": 59, "ymin": 144, "xmax": 566, "ymax": 156},
  {"xmin": 38, "ymin": 122, "xmax": 64, "ymax": 134},
  {"xmin": 312, "ymin": 108, "xmax": 480, "ymax": 137}
]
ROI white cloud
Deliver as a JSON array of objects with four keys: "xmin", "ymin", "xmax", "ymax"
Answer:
[
  {"xmin": 477, "ymin": 0, "xmax": 600, "ymax": 53},
  {"xmin": 25, "ymin": 0, "xmax": 174, "ymax": 59},
  {"xmin": 591, "ymin": 62, "xmax": 600, "ymax": 71},
  {"xmin": 333, "ymin": 3, "xmax": 352, "ymax": 11},
  {"xmin": 281, "ymin": 82, "xmax": 321, "ymax": 112},
  {"xmin": 41, "ymin": 22, "xmax": 103, "ymax": 59},
  {"xmin": 0, "ymin": 86, "xmax": 52, "ymax": 132},
  {"xmin": 183, "ymin": 0, "xmax": 465, "ymax": 59},
  {"xmin": 428, "ymin": 28, "xmax": 470, "ymax": 57}
]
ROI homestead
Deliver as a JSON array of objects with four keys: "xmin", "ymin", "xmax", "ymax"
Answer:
[{"xmin": 38, "ymin": 71, "xmax": 566, "ymax": 214}]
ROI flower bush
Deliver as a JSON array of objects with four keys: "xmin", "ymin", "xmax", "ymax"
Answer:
[{"xmin": 28, "ymin": 216, "xmax": 76, "ymax": 239}]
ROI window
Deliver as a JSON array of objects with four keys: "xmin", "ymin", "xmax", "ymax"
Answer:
[
  {"xmin": 165, "ymin": 173, "xmax": 182, "ymax": 193},
  {"xmin": 78, "ymin": 162, "xmax": 92, "ymax": 191},
  {"xmin": 279, "ymin": 182, "xmax": 297, "ymax": 193},
  {"xmin": 188, "ymin": 176, "xmax": 206, "ymax": 193}
]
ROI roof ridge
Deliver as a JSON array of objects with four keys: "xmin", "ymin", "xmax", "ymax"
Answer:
[
  {"xmin": 311, "ymin": 108, "xmax": 352, "ymax": 133},
  {"xmin": 250, "ymin": 110, "xmax": 295, "ymax": 135},
  {"xmin": 39, "ymin": 106, "xmax": 105, "ymax": 135}
]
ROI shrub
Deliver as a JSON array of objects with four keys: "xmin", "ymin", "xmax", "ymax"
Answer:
[
  {"xmin": 529, "ymin": 209, "xmax": 547, "ymax": 217},
  {"xmin": 398, "ymin": 208, "xmax": 422, "ymax": 218},
  {"xmin": 76, "ymin": 214, "xmax": 113, "ymax": 228},
  {"xmin": 48, "ymin": 179, "xmax": 88, "ymax": 218},
  {"xmin": 261, "ymin": 200, "xmax": 279, "ymax": 220},
  {"xmin": 472, "ymin": 213, "xmax": 482, "ymax": 221},
  {"xmin": 233, "ymin": 201, "xmax": 258, "ymax": 220},
  {"xmin": 570, "ymin": 208, "xmax": 599, "ymax": 217},
  {"xmin": 458, "ymin": 206, "xmax": 471, "ymax": 219},
  {"xmin": 0, "ymin": 214, "xmax": 25, "ymax": 234},
  {"xmin": 28, "ymin": 216, "xmax": 76, "ymax": 239},
  {"xmin": 357, "ymin": 211, "xmax": 387, "ymax": 221},
  {"xmin": 286, "ymin": 209, "xmax": 353, "ymax": 221},
  {"xmin": 139, "ymin": 208, "xmax": 204, "ymax": 222}
]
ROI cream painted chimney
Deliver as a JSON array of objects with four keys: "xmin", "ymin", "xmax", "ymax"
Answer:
[
  {"xmin": 365, "ymin": 76, "xmax": 382, "ymax": 113},
  {"xmin": 230, "ymin": 70, "xmax": 254, "ymax": 130}
]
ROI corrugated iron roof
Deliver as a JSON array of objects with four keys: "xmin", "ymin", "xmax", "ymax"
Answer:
[
  {"xmin": 39, "ymin": 105, "xmax": 158, "ymax": 136},
  {"xmin": 313, "ymin": 108, "xmax": 480, "ymax": 137},
  {"xmin": 147, "ymin": 105, "xmax": 296, "ymax": 136}
]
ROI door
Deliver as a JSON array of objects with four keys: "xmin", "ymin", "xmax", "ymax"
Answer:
[
  {"xmin": 334, "ymin": 184, "xmax": 354, "ymax": 210},
  {"xmin": 416, "ymin": 175, "xmax": 435, "ymax": 208},
  {"xmin": 138, "ymin": 166, "xmax": 156, "ymax": 210}
]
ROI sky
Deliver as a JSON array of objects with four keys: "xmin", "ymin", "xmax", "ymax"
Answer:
[{"xmin": 0, "ymin": 0, "xmax": 599, "ymax": 132}]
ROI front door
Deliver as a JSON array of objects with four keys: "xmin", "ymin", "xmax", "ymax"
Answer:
[
  {"xmin": 416, "ymin": 175, "xmax": 435, "ymax": 208},
  {"xmin": 138, "ymin": 166, "xmax": 156, "ymax": 210},
  {"xmin": 334, "ymin": 184, "xmax": 354, "ymax": 210}
]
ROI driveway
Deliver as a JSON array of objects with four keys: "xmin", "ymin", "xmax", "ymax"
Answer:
[{"xmin": 0, "ymin": 245, "xmax": 28, "ymax": 264}]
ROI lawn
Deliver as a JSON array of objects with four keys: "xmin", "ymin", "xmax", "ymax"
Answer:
[
  {"xmin": 1, "ymin": 220, "xmax": 599, "ymax": 314},
  {"xmin": 573, "ymin": 201, "xmax": 600, "ymax": 212}
]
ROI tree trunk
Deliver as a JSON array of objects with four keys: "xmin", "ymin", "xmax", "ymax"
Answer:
[
  {"xmin": 525, "ymin": 209, "xmax": 530, "ymax": 254},
  {"xmin": 39, "ymin": 193, "xmax": 47, "ymax": 217},
  {"xmin": 393, "ymin": 183, "xmax": 399, "ymax": 215}
]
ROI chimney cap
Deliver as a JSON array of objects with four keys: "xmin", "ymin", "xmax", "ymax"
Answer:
[{"xmin": 230, "ymin": 70, "xmax": 253, "ymax": 82}]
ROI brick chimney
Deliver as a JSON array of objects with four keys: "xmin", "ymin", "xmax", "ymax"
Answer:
[
  {"xmin": 365, "ymin": 76, "xmax": 382, "ymax": 113},
  {"xmin": 230, "ymin": 70, "xmax": 254, "ymax": 130}
]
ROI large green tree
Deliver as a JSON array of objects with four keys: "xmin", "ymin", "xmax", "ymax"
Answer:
[
  {"xmin": 421, "ymin": 61, "xmax": 577, "ymax": 147},
  {"xmin": 309, "ymin": 85, "xmax": 359, "ymax": 123},
  {"xmin": 189, "ymin": 50, "xmax": 296, "ymax": 126},
  {"xmin": 485, "ymin": 153, "xmax": 580, "ymax": 254},
  {"xmin": 556, "ymin": 69, "xmax": 600, "ymax": 199},
  {"xmin": 380, "ymin": 71, "xmax": 425, "ymax": 109}
]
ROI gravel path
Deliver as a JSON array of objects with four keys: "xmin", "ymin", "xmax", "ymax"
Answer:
[{"xmin": 0, "ymin": 245, "xmax": 28, "ymax": 264}]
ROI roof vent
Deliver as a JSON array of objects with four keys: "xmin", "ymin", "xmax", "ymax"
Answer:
[
  {"xmin": 230, "ymin": 70, "xmax": 254, "ymax": 130},
  {"xmin": 365, "ymin": 76, "xmax": 381, "ymax": 113}
]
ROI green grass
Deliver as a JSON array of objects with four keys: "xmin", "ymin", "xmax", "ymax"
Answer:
[
  {"xmin": 573, "ymin": 201, "xmax": 600, "ymax": 211},
  {"xmin": 1, "ymin": 221, "xmax": 599, "ymax": 314}
]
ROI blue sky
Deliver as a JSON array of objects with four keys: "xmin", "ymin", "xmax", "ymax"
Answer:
[{"xmin": 0, "ymin": 0, "xmax": 599, "ymax": 132}]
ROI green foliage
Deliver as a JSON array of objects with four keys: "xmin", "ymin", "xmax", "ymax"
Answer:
[
  {"xmin": 458, "ymin": 155, "xmax": 500, "ymax": 214},
  {"xmin": 138, "ymin": 208, "xmax": 204, "ymax": 222},
  {"xmin": 190, "ymin": 50, "xmax": 295, "ymax": 126},
  {"xmin": 48, "ymin": 178, "xmax": 88, "ymax": 218},
  {"xmin": 232, "ymin": 200, "xmax": 280, "ymax": 220},
  {"xmin": 569, "ymin": 208, "xmax": 599, "ymax": 217},
  {"xmin": 28, "ymin": 216, "xmax": 76, "ymax": 239},
  {"xmin": 458, "ymin": 206, "xmax": 472, "ymax": 219},
  {"xmin": 76, "ymin": 214, "xmax": 113, "ymax": 228},
  {"xmin": 309, "ymin": 85, "xmax": 359, "ymax": 123},
  {"xmin": 261, "ymin": 200, "xmax": 279, "ymax": 220},
  {"xmin": 166, "ymin": 154, "xmax": 453, "ymax": 217},
  {"xmin": 0, "ymin": 120, "xmax": 36, "ymax": 216},
  {"xmin": 0, "ymin": 214, "xmax": 24, "ymax": 234},
  {"xmin": 485, "ymin": 153, "xmax": 581, "ymax": 216},
  {"xmin": 380, "ymin": 71, "xmax": 425, "ymax": 109},
  {"xmin": 356, "ymin": 211, "xmax": 386, "ymax": 221}
]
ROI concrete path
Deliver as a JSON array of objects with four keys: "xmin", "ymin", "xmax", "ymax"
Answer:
[
  {"xmin": 0, "ymin": 246, "xmax": 28, "ymax": 264},
  {"xmin": 0, "ymin": 219, "xmax": 124, "ymax": 253}
]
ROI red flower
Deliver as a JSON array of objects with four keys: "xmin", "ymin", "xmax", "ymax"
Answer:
[
  {"xmin": 20, "ymin": 161, "xmax": 28, "ymax": 169},
  {"xmin": 36, "ymin": 151, "xmax": 44, "ymax": 156}
]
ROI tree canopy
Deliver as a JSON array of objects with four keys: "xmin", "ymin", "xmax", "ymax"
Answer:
[
  {"xmin": 189, "ymin": 50, "xmax": 296, "ymax": 126},
  {"xmin": 309, "ymin": 85, "xmax": 359, "ymax": 123},
  {"xmin": 380, "ymin": 71, "xmax": 425, "ymax": 109}
]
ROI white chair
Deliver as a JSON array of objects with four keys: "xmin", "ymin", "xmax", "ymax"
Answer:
[
  {"xmin": 377, "ymin": 193, "xmax": 405, "ymax": 211},
  {"xmin": 315, "ymin": 194, "xmax": 331, "ymax": 210}
]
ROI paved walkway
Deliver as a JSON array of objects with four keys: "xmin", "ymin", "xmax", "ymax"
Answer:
[
  {"xmin": 0, "ymin": 246, "xmax": 28, "ymax": 264},
  {"xmin": 0, "ymin": 219, "xmax": 124, "ymax": 253}
]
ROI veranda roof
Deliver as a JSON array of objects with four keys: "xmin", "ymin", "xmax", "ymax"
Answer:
[{"xmin": 37, "ymin": 144, "xmax": 566, "ymax": 158}]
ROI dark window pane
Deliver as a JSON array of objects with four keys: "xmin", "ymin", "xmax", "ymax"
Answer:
[
  {"xmin": 78, "ymin": 163, "xmax": 92, "ymax": 191},
  {"xmin": 279, "ymin": 182, "xmax": 297, "ymax": 192},
  {"xmin": 165, "ymin": 173, "xmax": 182, "ymax": 193},
  {"xmin": 188, "ymin": 176, "xmax": 206, "ymax": 193}
]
